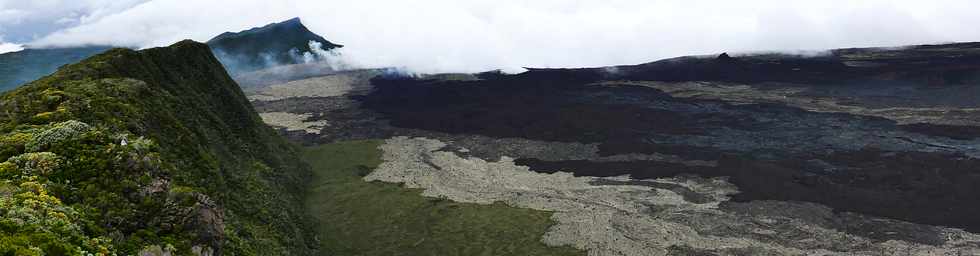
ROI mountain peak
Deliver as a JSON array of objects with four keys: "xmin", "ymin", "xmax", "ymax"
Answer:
[
  {"xmin": 282, "ymin": 17, "xmax": 302, "ymax": 25},
  {"xmin": 716, "ymin": 52, "xmax": 733, "ymax": 60},
  {"xmin": 207, "ymin": 17, "xmax": 342, "ymax": 73}
]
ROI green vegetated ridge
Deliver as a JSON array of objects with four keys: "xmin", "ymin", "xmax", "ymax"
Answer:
[
  {"xmin": 0, "ymin": 40, "xmax": 316, "ymax": 255},
  {"xmin": 0, "ymin": 46, "xmax": 111, "ymax": 92},
  {"xmin": 303, "ymin": 140, "xmax": 585, "ymax": 256}
]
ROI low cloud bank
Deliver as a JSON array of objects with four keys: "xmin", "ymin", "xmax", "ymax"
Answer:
[
  {"xmin": 0, "ymin": 0, "xmax": 149, "ymax": 43},
  {"xmin": 18, "ymin": 0, "xmax": 980, "ymax": 73},
  {"xmin": 0, "ymin": 42, "xmax": 22, "ymax": 54}
]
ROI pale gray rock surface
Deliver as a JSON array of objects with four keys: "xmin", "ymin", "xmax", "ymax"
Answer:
[{"xmin": 366, "ymin": 136, "xmax": 980, "ymax": 256}]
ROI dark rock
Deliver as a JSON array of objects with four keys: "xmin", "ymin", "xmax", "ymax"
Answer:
[
  {"xmin": 716, "ymin": 52, "xmax": 734, "ymax": 62},
  {"xmin": 357, "ymin": 61, "xmax": 980, "ymax": 232}
]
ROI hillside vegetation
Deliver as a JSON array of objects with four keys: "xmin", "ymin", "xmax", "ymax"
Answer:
[{"xmin": 0, "ymin": 40, "xmax": 316, "ymax": 255}]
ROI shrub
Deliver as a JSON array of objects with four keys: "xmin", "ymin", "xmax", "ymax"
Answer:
[
  {"xmin": 25, "ymin": 120, "xmax": 91, "ymax": 152},
  {"xmin": 0, "ymin": 132, "xmax": 33, "ymax": 159},
  {"xmin": 0, "ymin": 177, "xmax": 114, "ymax": 256},
  {"xmin": 5, "ymin": 152, "xmax": 62, "ymax": 177}
]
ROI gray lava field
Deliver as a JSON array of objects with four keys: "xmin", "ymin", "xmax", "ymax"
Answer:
[{"xmin": 252, "ymin": 43, "xmax": 980, "ymax": 255}]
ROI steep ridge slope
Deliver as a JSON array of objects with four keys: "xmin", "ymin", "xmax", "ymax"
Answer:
[{"xmin": 0, "ymin": 40, "xmax": 315, "ymax": 255}]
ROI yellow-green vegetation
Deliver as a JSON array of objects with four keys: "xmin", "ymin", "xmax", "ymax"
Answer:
[
  {"xmin": 303, "ymin": 140, "xmax": 584, "ymax": 256},
  {"xmin": 0, "ymin": 177, "xmax": 114, "ymax": 256},
  {"xmin": 0, "ymin": 41, "xmax": 316, "ymax": 255}
]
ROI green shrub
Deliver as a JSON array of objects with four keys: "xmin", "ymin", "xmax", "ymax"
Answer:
[
  {"xmin": 5, "ymin": 152, "xmax": 62, "ymax": 177},
  {"xmin": 25, "ymin": 120, "xmax": 91, "ymax": 152},
  {"xmin": 0, "ymin": 177, "xmax": 114, "ymax": 256},
  {"xmin": 0, "ymin": 132, "xmax": 33, "ymax": 160}
]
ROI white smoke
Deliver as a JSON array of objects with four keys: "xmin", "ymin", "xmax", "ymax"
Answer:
[
  {"xmin": 15, "ymin": 0, "xmax": 980, "ymax": 73},
  {"xmin": 300, "ymin": 40, "xmax": 352, "ymax": 71}
]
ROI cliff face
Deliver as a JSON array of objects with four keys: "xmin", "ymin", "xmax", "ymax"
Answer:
[{"xmin": 0, "ymin": 40, "xmax": 315, "ymax": 255}]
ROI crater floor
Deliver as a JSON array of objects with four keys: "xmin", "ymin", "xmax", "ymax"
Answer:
[{"xmin": 249, "ymin": 67, "xmax": 980, "ymax": 255}]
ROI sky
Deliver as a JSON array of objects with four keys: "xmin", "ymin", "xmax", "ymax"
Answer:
[{"xmin": 1, "ymin": 0, "xmax": 980, "ymax": 73}]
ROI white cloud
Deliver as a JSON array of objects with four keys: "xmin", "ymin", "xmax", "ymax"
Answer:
[
  {"xmin": 19, "ymin": 0, "xmax": 980, "ymax": 73},
  {"xmin": 0, "ymin": 41, "xmax": 22, "ymax": 54},
  {"xmin": 0, "ymin": 34, "xmax": 23, "ymax": 53},
  {"xmin": 0, "ymin": 0, "xmax": 149, "ymax": 43}
]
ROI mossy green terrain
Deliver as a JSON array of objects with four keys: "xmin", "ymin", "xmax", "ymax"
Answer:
[
  {"xmin": 303, "ymin": 140, "xmax": 584, "ymax": 256},
  {"xmin": 0, "ymin": 41, "xmax": 315, "ymax": 255}
]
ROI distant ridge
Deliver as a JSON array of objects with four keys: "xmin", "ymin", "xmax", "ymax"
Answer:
[
  {"xmin": 0, "ymin": 46, "xmax": 111, "ymax": 91},
  {"xmin": 0, "ymin": 17, "xmax": 343, "ymax": 92},
  {"xmin": 525, "ymin": 42, "xmax": 980, "ymax": 86}
]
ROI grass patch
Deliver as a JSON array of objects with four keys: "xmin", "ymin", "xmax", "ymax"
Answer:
[{"xmin": 303, "ymin": 140, "xmax": 584, "ymax": 256}]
